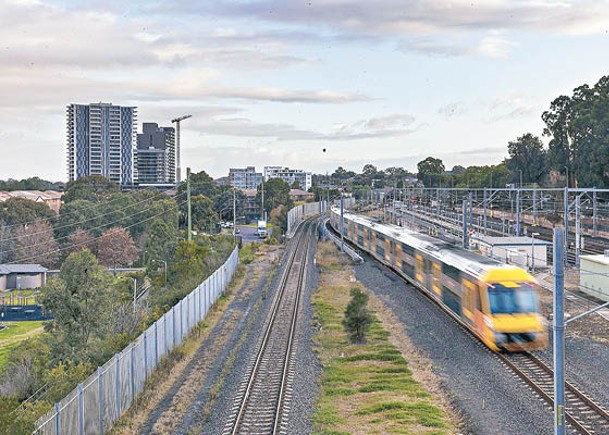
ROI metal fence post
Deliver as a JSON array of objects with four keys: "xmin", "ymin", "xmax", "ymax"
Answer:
[
  {"xmin": 114, "ymin": 354, "xmax": 120, "ymax": 419},
  {"xmin": 144, "ymin": 330, "xmax": 148, "ymax": 380},
  {"xmin": 172, "ymin": 305, "xmax": 177, "ymax": 348},
  {"xmin": 78, "ymin": 383, "xmax": 84, "ymax": 435},
  {"xmin": 130, "ymin": 343, "xmax": 135, "ymax": 404},
  {"xmin": 98, "ymin": 367, "xmax": 103, "ymax": 435},
  {"xmin": 154, "ymin": 321, "xmax": 159, "ymax": 366},
  {"xmin": 54, "ymin": 402, "xmax": 60, "ymax": 435}
]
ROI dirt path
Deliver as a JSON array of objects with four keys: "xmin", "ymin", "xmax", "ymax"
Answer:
[{"xmin": 111, "ymin": 245, "xmax": 283, "ymax": 435}]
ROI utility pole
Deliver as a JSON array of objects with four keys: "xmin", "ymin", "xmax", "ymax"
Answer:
[
  {"xmin": 483, "ymin": 188, "xmax": 488, "ymax": 236},
  {"xmin": 575, "ymin": 194, "xmax": 581, "ymax": 267},
  {"xmin": 187, "ymin": 167, "xmax": 192, "ymax": 241},
  {"xmin": 233, "ymin": 187, "xmax": 237, "ymax": 244},
  {"xmin": 462, "ymin": 199, "xmax": 468, "ymax": 249},
  {"xmin": 516, "ymin": 188, "xmax": 521, "ymax": 236},
  {"xmin": 261, "ymin": 178, "xmax": 265, "ymax": 221},
  {"xmin": 564, "ymin": 187, "xmax": 569, "ymax": 265},
  {"xmin": 553, "ymin": 228, "xmax": 565, "ymax": 435},
  {"xmin": 340, "ymin": 191, "xmax": 344, "ymax": 252},
  {"xmin": 593, "ymin": 190, "xmax": 598, "ymax": 236},
  {"xmin": 468, "ymin": 191, "xmax": 473, "ymax": 236},
  {"xmin": 171, "ymin": 114, "xmax": 192, "ymax": 183}
]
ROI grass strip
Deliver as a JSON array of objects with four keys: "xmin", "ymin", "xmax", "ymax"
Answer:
[{"xmin": 312, "ymin": 241, "xmax": 454, "ymax": 435}]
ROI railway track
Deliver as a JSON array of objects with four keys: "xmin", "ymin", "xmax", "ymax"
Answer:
[
  {"xmin": 223, "ymin": 220, "xmax": 312, "ymax": 435},
  {"xmin": 499, "ymin": 352, "xmax": 609, "ymax": 434}
]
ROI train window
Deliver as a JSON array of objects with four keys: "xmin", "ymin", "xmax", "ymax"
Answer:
[
  {"xmin": 357, "ymin": 236, "xmax": 364, "ymax": 245},
  {"xmin": 441, "ymin": 263, "xmax": 461, "ymax": 281},
  {"xmin": 376, "ymin": 246, "xmax": 385, "ymax": 257},
  {"xmin": 402, "ymin": 243, "xmax": 415, "ymax": 256},
  {"xmin": 402, "ymin": 262, "xmax": 415, "ymax": 278},
  {"xmin": 390, "ymin": 241, "xmax": 396, "ymax": 255},
  {"xmin": 377, "ymin": 233, "xmax": 385, "ymax": 242},
  {"xmin": 487, "ymin": 283, "xmax": 538, "ymax": 314}
]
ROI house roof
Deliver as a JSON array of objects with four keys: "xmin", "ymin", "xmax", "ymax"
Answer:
[{"xmin": 0, "ymin": 264, "xmax": 48, "ymax": 275}]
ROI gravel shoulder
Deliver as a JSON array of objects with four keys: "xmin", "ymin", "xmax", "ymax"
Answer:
[{"xmin": 110, "ymin": 244, "xmax": 285, "ymax": 435}]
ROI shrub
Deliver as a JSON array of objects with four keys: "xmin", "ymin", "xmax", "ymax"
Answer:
[{"xmin": 342, "ymin": 288, "xmax": 372, "ymax": 343}]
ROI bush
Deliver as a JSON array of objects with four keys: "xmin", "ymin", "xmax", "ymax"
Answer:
[{"xmin": 343, "ymin": 288, "xmax": 372, "ymax": 343}]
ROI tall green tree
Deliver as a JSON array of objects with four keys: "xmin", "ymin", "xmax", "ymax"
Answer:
[
  {"xmin": 258, "ymin": 178, "xmax": 292, "ymax": 216},
  {"xmin": 0, "ymin": 197, "xmax": 55, "ymax": 226},
  {"xmin": 417, "ymin": 157, "xmax": 445, "ymax": 187},
  {"xmin": 41, "ymin": 250, "xmax": 116, "ymax": 363},
  {"xmin": 543, "ymin": 75, "xmax": 609, "ymax": 187},
  {"xmin": 506, "ymin": 133, "xmax": 547, "ymax": 185},
  {"xmin": 63, "ymin": 175, "xmax": 118, "ymax": 203}
]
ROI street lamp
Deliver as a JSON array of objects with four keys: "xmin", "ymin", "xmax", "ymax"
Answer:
[
  {"xmin": 151, "ymin": 259, "xmax": 168, "ymax": 288},
  {"xmin": 531, "ymin": 232, "xmax": 540, "ymax": 272}
]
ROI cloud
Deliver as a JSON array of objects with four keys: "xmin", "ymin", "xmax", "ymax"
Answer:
[
  {"xmin": 197, "ymin": 0, "xmax": 609, "ymax": 37},
  {"xmin": 486, "ymin": 95, "xmax": 538, "ymax": 122},
  {"xmin": 438, "ymin": 102, "xmax": 468, "ymax": 118},
  {"xmin": 188, "ymin": 113, "xmax": 419, "ymax": 142}
]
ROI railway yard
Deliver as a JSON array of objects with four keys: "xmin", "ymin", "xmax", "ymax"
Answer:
[{"xmin": 112, "ymin": 206, "xmax": 609, "ymax": 434}]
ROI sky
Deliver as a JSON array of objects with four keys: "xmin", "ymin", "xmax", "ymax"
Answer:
[{"xmin": 2, "ymin": 0, "xmax": 609, "ymax": 182}]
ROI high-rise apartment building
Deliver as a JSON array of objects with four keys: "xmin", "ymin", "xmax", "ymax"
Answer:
[
  {"xmin": 264, "ymin": 166, "xmax": 312, "ymax": 191},
  {"xmin": 66, "ymin": 103, "xmax": 137, "ymax": 185},
  {"xmin": 229, "ymin": 166, "xmax": 263, "ymax": 190},
  {"xmin": 136, "ymin": 123, "xmax": 176, "ymax": 184}
]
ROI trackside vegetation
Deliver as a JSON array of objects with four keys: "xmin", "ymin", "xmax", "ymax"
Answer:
[{"xmin": 312, "ymin": 241, "xmax": 454, "ymax": 434}]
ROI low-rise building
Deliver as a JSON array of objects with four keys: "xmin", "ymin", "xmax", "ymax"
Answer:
[
  {"xmin": 580, "ymin": 254, "xmax": 609, "ymax": 301},
  {"xmin": 0, "ymin": 264, "xmax": 48, "ymax": 291},
  {"xmin": 264, "ymin": 166, "xmax": 312, "ymax": 191},
  {"xmin": 0, "ymin": 190, "xmax": 64, "ymax": 213},
  {"xmin": 474, "ymin": 236, "xmax": 550, "ymax": 270},
  {"xmin": 290, "ymin": 189, "xmax": 314, "ymax": 203}
]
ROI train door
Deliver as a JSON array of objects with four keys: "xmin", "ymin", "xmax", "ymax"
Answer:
[
  {"xmin": 395, "ymin": 243, "xmax": 402, "ymax": 269},
  {"xmin": 432, "ymin": 262, "xmax": 441, "ymax": 296},
  {"xmin": 415, "ymin": 254, "xmax": 424, "ymax": 284},
  {"xmin": 473, "ymin": 284, "xmax": 485, "ymax": 338},
  {"xmin": 462, "ymin": 279, "xmax": 476, "ymax": 326}
]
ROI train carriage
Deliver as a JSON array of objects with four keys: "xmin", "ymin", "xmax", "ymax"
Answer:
[{"xmin": 331, "ymin": 207, "xmax": 548, "ymax": 352}]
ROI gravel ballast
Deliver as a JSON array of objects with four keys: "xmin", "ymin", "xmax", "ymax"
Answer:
[{"xmin": 353, "ymin": 255, "xmax": 555, "ymax": 435}]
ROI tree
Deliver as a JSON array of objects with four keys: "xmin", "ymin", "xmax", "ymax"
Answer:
[
  {"xmin": 343, "ymin": 288, "xmax": 372, "ymax": 343},
  {"xmin": 66, "ymin": 228, "xmax": 95, "ymax": 255},
  {"xmin": 144, "ymin": 218, "xmax": 176, "ymax": 265},
  {"xmin": 190, "ymin": 194, "xmax": 216, "ymax": 232},
  {"xmin": 543, "ymin": 75, "xmax": 609, "ymax": 187},
  {"xmin": 178, "ymin": 170, "xmax": 217, "ymax": 198},
  {"xmin": 291, "ymin": 180, "xmax": 302, "ymax": 190},
  {"xmin": 506, "ymin": 133, "xmax": 547, "ymax": 185},
  {"xmin": 258, "ymin": 178, "xmax": 292, "ymax": 216},
  {"xmin": 41, "ymin": 250, "xmax": 115, "ymax": 363},
  {"xmin": 96, "ymin": 227, "xmax": 138, "ymax": 270},
  {"xmin": 14, "ymin": 218, "xmax": 60, "ymax": 267},
  {"xmin": 0, "ymin": 197, "xmax": 55, "ymax": 226},
  {"xmin": 417, "ymin": 157, "xmax": 445, "ymax": 187},
  {"xmin": 63, "ymin": 175, "xmax": 118, "ymax": 203}
]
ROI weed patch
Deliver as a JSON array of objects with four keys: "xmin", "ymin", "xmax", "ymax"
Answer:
[{"xmin": 312, "ymin": 241, "xmax": 456, "ymax": 434}]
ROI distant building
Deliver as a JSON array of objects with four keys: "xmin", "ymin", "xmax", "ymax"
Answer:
[
  {"xmin": 66, "ymin": 102, "xmax": 137, "ymax": 186},
  {"xmin": 136, "ymin": 123, "xmax": 176, "ymax": 184},
  {"xmin": 264, "ymin": 166, "xmax": 312, "ymax": 191},
  {"xmin": 290, "ymin": 189, "xmax": 314, "ymax": 202},
  {"xmin": 0, "ymin": 190, "xmax": 64, "ymax": 214},
  {"xmin": 229, "ymin": 167, "xmax": 263, "ymax": 190},
  {"xmin": 242, "ymin": 189, "xmax": 261, "ymax": 223},
  {"xmin": 0, "ymin": 264, "xmax": 48, "ymax": 291}
]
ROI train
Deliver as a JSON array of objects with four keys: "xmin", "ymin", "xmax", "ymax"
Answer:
[{"xmin": 330, "ymin": 207, "xmax": 548, "ymax": 352}]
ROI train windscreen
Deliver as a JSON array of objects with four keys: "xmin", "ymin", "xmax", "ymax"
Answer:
[{"xmin": 488, "ymin": 283, "xmax": 538, "ymax": 314}]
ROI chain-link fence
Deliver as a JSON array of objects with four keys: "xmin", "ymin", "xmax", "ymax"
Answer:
[{"xmin": 34, "ymin": 247, "xmax": 239, "ymax": 435}]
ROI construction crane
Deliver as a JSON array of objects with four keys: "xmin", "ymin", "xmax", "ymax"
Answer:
[{"xmin": 171, "ymin": 114, "xmax": 192, "ymax": 183}]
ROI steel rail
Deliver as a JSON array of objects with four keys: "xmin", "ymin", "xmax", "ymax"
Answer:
[{"xmin": 230, "ymin": 219, "xmax": 312, "ymax": 435}]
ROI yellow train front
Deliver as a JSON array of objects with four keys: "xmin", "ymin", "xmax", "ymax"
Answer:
[{"xmin": 330, "ymin": 207, "xmax": 548, "ymax": 352}]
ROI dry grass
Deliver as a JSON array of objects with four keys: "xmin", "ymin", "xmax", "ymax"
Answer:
[
  {"xmin": 312, "ymin": 241, "xmax": 460, "ymax": 435},
  {"xmin": 111, "ymin": 263, "xmax": 251, "ymax": 435}
]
